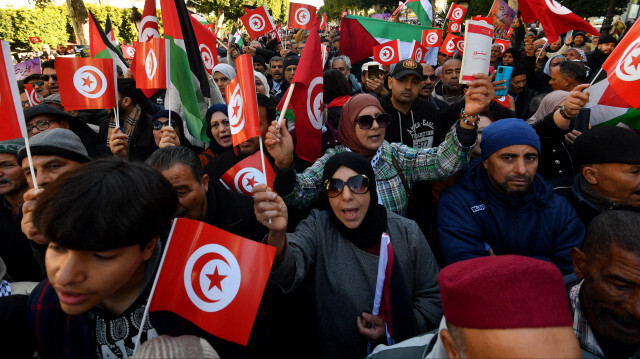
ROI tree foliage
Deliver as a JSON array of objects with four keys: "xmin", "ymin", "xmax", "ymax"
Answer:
[{"xmin": 560, "ymin": 0, "xmax": 630, "ymax": 19}]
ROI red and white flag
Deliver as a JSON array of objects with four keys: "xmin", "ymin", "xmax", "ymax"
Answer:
[
  {"xmin": 472, "ymin": 15, "xmax": 492, "ymax": 26},
  {"xmin": 440, "ymin": 33, "xmax": 461, "ymax": 57},
  {"xmin": 288, "ymin": 2, "xmax": 317, "ymax": 30},
  {"xmin": 241, "ymin": 5, "xmax": 275, "ymax": 39},
  {"xmin": 493, "ymin": 38, "xmax": 510, "ymax": 55},
  {"xmin": 446, "ymin": 3, "xmax": 467, "ymax": 22},
  {"xmin": 518, "ymin": 0, "xmax": 599, "ymax": 43},
  {"xmin": 24, "ymin": 83, "xmax": 41, "ymax": 106},
  {"xmin": 275, "ymin": 23, "xmax": 283, "ymax": 42},
  {"xmin": 148, "ymin": 218, "xmax": 276, "ymax": 345},
  {"xmin": 121, "ymin": 45, "xmax": 136, "ymax": 59},
  {"xmin": 448, "ymin": 20, "xmax": 463, "ymax": 33},
  {"xmin": 135, "ymin": 38, "xmax": 169, "ymax": 90},
  {"xmin": 373, "ymin": 40, "xmax": 401, "ymax": 66},
  {"xmin": 220, "ymin": 151, "xmax": 275, "ymax": 196},
  {"xmin": 422, "ymin": 29, "xmax": 442, "ymax": 48},
  {"xmin": 55, "ymin": 57, "xmax": 116, "ymax": 111},
  {"xmin": 453, "ymin": 36, "xmax": 465, "ymax": 56},
  {"xmin": 190, "ymin": 16, "xmax": 218, "ymax": 76},
  {"xmin": 138, "ymin": 0, "xmax": 160, "ymax": 42},
  {"xmin": 28, "ymin": 37, "xmax": 41, "ymax": 44},
  {"xmin": 226, "ymin": 54, "xmax": 261, "ymax": 146},
  {"xmin": 0, "ymin": 40, "xmax": 28, "ymax": 141},
  {"xmin": 320, "ymin": 13, "xmax": 328, "ymax": 31},
  {"xmin": 602, "ymin": 18, "xmax": 640, "ymax": 108},
  {"xmin": 410, "ymin": 40, "xmax": 428, "ymax": 62}
]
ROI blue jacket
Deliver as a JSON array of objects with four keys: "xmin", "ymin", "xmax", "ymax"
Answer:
[{"xmin": 438, "ymin": 160, "xmax": 585, "ymax": 274}]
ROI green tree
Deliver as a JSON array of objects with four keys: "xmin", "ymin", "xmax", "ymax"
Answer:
[
  {"xmin": 8, "ymin": 6, "xmax": 71, "ymax": 49},
  {"xmin": 561, "ymin": 0, "xmax": 630, "ymax": 19}
]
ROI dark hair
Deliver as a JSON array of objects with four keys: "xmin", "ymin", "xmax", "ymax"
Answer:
[
  {"xmin": 270, "ymin": 56, "xmax": 284, "ymax": 65},
  {"xmin": 146, "ymin": 146, "xmax": 204, "ymax": 181},
  {"xmin": 151, "ymin": 110, "xmax": 190, "ymax": 146},
  {"xmin": 503, "ymin": 48, "xmax": 521, "ymax": 63},
  {"xmin": 583, "ymin": 210, "xmax": 640, "ymax": 258},
  {"xmin": 257, "ymin": 93, "xmax": 276, "ymax": 123},
  {"xmin": 559, "ymin": 60, "xmax": 588, "ymax": 84},
  {"xmin": 324, "ymin": 69, "xmax": 351, "ymax": 104},
  {"xmin": 33, "ymin": 158, "xmax": 177, "ymax": 251},
  {"xmin": 41, "ymin": 60, "xmax": 55, "ymax": 70},
  {"xmin": 117, "ymin": 78, "xmax": 146, "ymax": 106}
]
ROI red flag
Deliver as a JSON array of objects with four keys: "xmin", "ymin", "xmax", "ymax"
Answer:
[
  {"xmin": 392, "ymin": 3, "xmax": 405, "ymax": 17},
  {"xmin": 220, "ymin": 151, "xmax": 275, "ymax": 196},
  {"xmin": 226, "ymin": 54, "xmax": 261, "ymax": 146},
  {"xmin": 493, "ymin": 38, "xmax": 510, "ymax": 55},
  {"xmin": 190, "ymin": 16, "xmax": 219, "ymax": 76},
  {"xmin": 471, "ymin": 15, "xmax": 492, "ymax": 26},
  {"xmin": 453, "ymin": 36, "xmax": 465, "ymax": 56},
  {"xmin": 139, "ymin": 0, "xmax": 160, "ymax": 42},
  {"xmin": 241, "ymin": 5, "xmax": 275, "ymax": 39},
  {"xmin": 446, "ymin": 3, "xmax": 467, "ymax": 22},
  {"xmin": 518, "ymin": 0, "xmax": 599, "ymax": 43},
  {"xmin": 602, "ymin": 18, "xmax": 640, "ymax": 108},
  {"xmin": 24, "ymin": 83, "xmax": 41, "ymax": 106},
  {"xmin": 275, "ymin": 23, "xmax": 283, "ymax": 42},
  {"xmin": 373, "ymin": 40, "xmax": 401, "ymax": 66},
  {"xmin": 448, "ymin": 20, "xmax": 463, "ymax": 33},
  {"xmin": 410, "ymin": 40, "xmax": 428, "ymax": 62},
  {"xmin": 28, "ymin": 37, "xmax": 41, "ymax": 44},
  {"xmin": 148, "ymin": 218, "xmax": 276, "ymax": 346},
  {"xmin": 0, "ymin": 40, "xmax": 27, "ymax": 141},
  {"xmin": 121, "ymin": 45, "xmax": 136, "ymax": 59},
  {"xmin": 441, "ymin": 33, "xmax": 461, "ymax": 56},
  {"xmin": 422, "ymin": 29, "xmax": 442, "ymax": 48},
  {"xmin": 288, "ymin": 2, "xmax": 317, "ymax": 30},
  {"xmin": 320, "ymin": 13, "xmax": 328, "ymax": 31},
  {"xmin": 55, "ymin": 57, "xmax": 116, "ymax": 111},
  {"xmin": 135, "ymin": 38, "xmax": 168, "ymax": 90}
]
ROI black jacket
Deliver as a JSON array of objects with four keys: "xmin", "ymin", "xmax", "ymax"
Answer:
[
  {"xmin": 68, "ymin": 118, "xmax": 111, "ymax": 159},
  {"xmin": 0, "ymin": 200, "xmax": 43, "ymax": 282},
  {"xmin": 99, "ymin": 110, "xmax": 155, "ymax": 162}
]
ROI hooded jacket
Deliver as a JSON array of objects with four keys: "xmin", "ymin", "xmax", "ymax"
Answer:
[
  {"xmin": 437, "ymin": 160, "xmax": 585, "ymax": 274},
  {"xmin": 379, "ymin": 93, "xmax": 446, "ymax": 149}
]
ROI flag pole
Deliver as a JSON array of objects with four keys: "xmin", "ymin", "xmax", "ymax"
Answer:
[
  {"xmin": 588, "ymin": 67, "xmax": 604, "ymax": 88},
  {"xmin": 535, "ymin": 38, "xmax": 548, "ymax": 62},
  {"xmin": 258, "ymin": 137, "xmax": 272, "ymax": 225},
  {"xmin": 276, "ymin": 83, "xmax": 295, "ymax": 127},
  {"xmin": 133, "ymin": 218, "xmax": 179, "ymax": 355},
  {"xmin": 113, "ymin": 59, "xmax": 120, "ymax": 129},
  {"xmin": 23, "ymin": 135, "xmax": 39, "ymax": 190}
]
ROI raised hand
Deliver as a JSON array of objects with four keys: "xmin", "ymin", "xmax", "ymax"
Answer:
[
  {"xmin": 464, "ymin": 73, "xmax": 495, "ymax": 116},
  {"xmin": 109, "ymin": 127, "xmax": 128, "ymax": 159},
  {"xmin": 21, "ymin": 188, "xmax": 48, "ymax": 245},
  {"xmin": 265, "ymin": 120, "xmax": 294, "ymax": 169}
]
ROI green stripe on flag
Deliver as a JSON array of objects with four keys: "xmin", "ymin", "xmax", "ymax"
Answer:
[
  {"xmin": 347, "ymin": 15, "xmax": 435, "ymax": 43},
  {"xmin": 595, "ymin": 108, "xmax": 640, "ymax": 129}
]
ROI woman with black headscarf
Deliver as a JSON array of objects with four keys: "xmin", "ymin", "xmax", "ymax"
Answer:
[
  {"xmin": 199, "ymin": 104, "xmax": 233, "ymax": 168},
  {"xmin": 254, "ymin": 151, "xmax": 441, "ymax": 359}
]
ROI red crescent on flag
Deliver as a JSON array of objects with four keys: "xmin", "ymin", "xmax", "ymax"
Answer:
[
  {"xmin": 81, "ymin": 69, "xmax": 104, "ymax": 95},
  {"xmin": 190, "ymin": 251, "xmax": 229, "ymax": 303}
]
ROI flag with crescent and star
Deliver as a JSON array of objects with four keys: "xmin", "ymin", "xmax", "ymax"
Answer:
[
  {"xmin": 55, "ymin": 57, "xmax": 116, "ymax": 111},
  {"xmin": 189, "ymin": 15, "xmax": 219, "ymax": 76},
  {"xmin": 518, "ymin": 0, "xmax": 599, "ymax": 43},
  {"xmin": 220, "ymin": 151, "xmax": 275, "ymax": 196},
  {"xmin": 148, "ymin": 218, "xmax": 276, "ymax": 346},
  {"xmin": 288, "ymin": 2, "xmax": 317, "ymax": 30},
  {"xmin": 373, "ymin": 40, "xmax": 401, "ymax": 66},
  {"xmin": 0, "ymin": 40, "xmax": 28, "ymax": 141},
  {"xmin": 24, "ymin": 83, "xmax": 42, "ymax": 106},
  {"xmin": 225, "ymin": 54, "xmax": 261, "ymax": 147},
  {"xmin": 131, "ymin": 0, "xmax": 161, "ymax": 98},
  {"xmin": 241, "ymin": 5, "xmax": 275, "ymax": 39},
  {"xmin": 602, "ymin": 18, "xmax": 640, "ymax": 108}
]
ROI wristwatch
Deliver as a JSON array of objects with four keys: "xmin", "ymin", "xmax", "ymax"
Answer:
[{"xmin": 558, "ymin": 106, "xmax": 577, "ymax": 120}]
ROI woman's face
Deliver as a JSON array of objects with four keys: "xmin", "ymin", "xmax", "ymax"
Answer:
[
  {"xmin": 213, "ymin": 72, "xmax": 231, "ymax": 95},
  {"xmin": 255, "ymin": 76, "xmax": 266, "ymax": 95},
  {"xmin": 153, "ymin": 116, "xmax": 175, "ymax": 146},
  {"xmin": 328, "ymin": 166, "xmax": 370, "ymax": 229},
  {"xmin": 502, "ymin": 53, "xmax": 514, "ymax": 66},
  {"xmin": 354, "ymin": 106, "xmax": 386, "ymax": 153},
  {"xmin": 210, "ymin": 111, "xmax": 232, "ymax": 148}
]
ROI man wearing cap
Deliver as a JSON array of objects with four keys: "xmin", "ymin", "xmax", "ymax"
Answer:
[
  {"xmin": 273, "ymin": 55, "xmax": 299, "ymax": 104},
  {"xmin": 587, "ymin": 35, "xmax": 617, "ymax": 78},
  {"xmin": 369, "ymin": 255, "xmax": 581, "ymax": 358},
  {"xmin": 360, "ymin": 61, "xmax": 389, "ymax": 98},
  {"xmin": 507, "ymin": 63, "xmax": 535, "ymax": 119},
  {"xmin": 555, "ymin": 126, "xmax": 640, "ymax": 227},
  {"xmin": 438, "ymin": 118, "xmax": 585, "ymax": 274},
  {"xmin": 24, "ymin": 74, "xmax": 50, "ymax": 99},
  {"xmin": 0, "ymin": 139, "xmax": 43, "ymax": 283}
]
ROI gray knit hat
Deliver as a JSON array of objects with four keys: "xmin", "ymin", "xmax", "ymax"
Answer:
[
  {"xmin": 0, "ymin": 138, "xmax": 25, "ymax": 155},
  {"xmin": 132, "ymin": 335, "xmax": 220, "ymax": 358},
  {"xmin": 17, "ymin": 128, "xmax": 91, "ymax": 165},
  {"xmin": 40, "ymin": 93, "xmax": 62, "ymax": 106}
]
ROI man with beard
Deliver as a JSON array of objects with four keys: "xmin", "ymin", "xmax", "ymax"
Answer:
[
  {"xmin": 432, "ymin": 59, "xmax": 464, "ymax": 106},
  {"xmin": 418, "ymin": 64, "xmax": 447, "ymax": 110},
  {"xmin": 438, "ymin": 118, "xmax": 585, "ymax": 274},
  {"xmin": 587, "ymin": 35, "xmax": 617, "ymax": 78},
  {"xmin": 569, "ymin": 210, "xmax": 640, "ymax": 358},
  {"xmin": 269, "ymin": 56, "xmax": 284, "ymax": 97}
]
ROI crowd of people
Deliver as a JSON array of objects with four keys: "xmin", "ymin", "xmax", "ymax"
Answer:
[{"xmin": 1, "ymin": 12, "xmax": 640, "ymax": 359}]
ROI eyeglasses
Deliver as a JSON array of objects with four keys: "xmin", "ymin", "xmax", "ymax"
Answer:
[
  {"xmin": 355, "ymin": 113, "xmax": 390, "ymax": 130},
  {"xmin": 152, "ymin": 119, "xmax": 178, "ymax": 130},
  {"xmin": 29, "ymin": 80, "xmax": 45, "ymax": 87},
  {"xmin": 42, "ymin": 74, "xmax": 57, "ymax": 81},
  {"xmin": 324, "ymin": 174, "xmax": 370, "ymax": 198},
  {"xmin": 423, "ymin": 75, "xmax": 438, "ymax": 81},
  {"xmin": 27, "ymin": 119, "xmax": 59, "ymax": 133}
]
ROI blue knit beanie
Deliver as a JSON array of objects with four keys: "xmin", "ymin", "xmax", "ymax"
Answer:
[{"xmin": 480, "ymin": 118, "xmax": 541, "ymax": 161}]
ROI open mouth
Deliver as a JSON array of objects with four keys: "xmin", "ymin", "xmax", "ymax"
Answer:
[{"xmin": 342, "ymin": 208, "xmax": 358, "ymax": 219}]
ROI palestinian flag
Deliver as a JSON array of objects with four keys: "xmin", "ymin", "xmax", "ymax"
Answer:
[
  {"xmin": 89, "ymin": 12, "xmax": 128, "ymax": 76},
  {"xmin": 340, "ymin": 15, "xmax": 437, "ymax": 65},
  {"xmin": 587, "ymin": 76, "xmax": 640, "ymax": 129},
  {"xmin": 105, "ymin": 15, "xmax": 119, "ymax": 48},
  {"xmin": 160, "ymin": 0, "xmax": 211, "ymax": 143},
  {"xmin": 230, "ymin": 26, "xmax": 244, "ymax": 47},
  {"xmin": 405, "ymin": 0, "xmax": 432, "ymax": 26}
]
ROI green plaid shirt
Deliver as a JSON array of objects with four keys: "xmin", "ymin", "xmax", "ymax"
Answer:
[{"xmin": 282, "ymin": 125, "xmax": 474, "ymax": 216}]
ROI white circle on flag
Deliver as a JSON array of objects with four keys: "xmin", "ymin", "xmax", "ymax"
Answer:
[
  {"xmin": 426, "ymin": 33, "xmax": 438, "ymax": 46},
  {"xmin": 228, "ymin": 85, "xmax": 245, "ymax": 135},
  {"xmin": 307, "ymin": 77, "xmax": 323, "ymax": 130},
  {"xmin": 615, "ymin": 40, "xmax": 640, "ymax": 82},
  {"xmin": 545, "ymin": 0, "xmax": 572, "ymax": 15},
  {"xmin": 456, "ymin": 40, "xmax": 464, "ymax": 53},
  {"xmin": 73, "ymin": 66, "xmax": 107, "ymax": 99},
  {"xmin": 184, "ymin": 244, "xmax": 241, "ymax": 312},
  {"xmin": 446, "ymin": 39, "xmax": 455, "ymax": 53},
  {"xmin": 452, "ymin": 7, "xmax": 464, "ymax": 20},
  {"xmin": 234, "ymin": 167, "xmax": 266, "ymax": 195},
  {"xmin": 415, "ymin": 48, "xmax": 423, "ymax": 61},
  {"xmin": 140, "ymin": 16, "xmax": 160, "ymax": 42},
  {"xmin": 29, "ymin": 88, "xmax": 41, "ymax": 105},
  {"xmin": 249, "ymin": 14, "xmax": 265, "ymax": 32},
  {"xmin": 450, "ymin": 22, "xmax": 460, "ymax": 32},
  {"xmin": 497, "ymin": 42, "xmax": 506, "ymax": 54},
  {"xmin": 126, "ymin": 47, "xmax": 136, "ymax": 57},
  {"xmin": 200, "ymin": 44, "xmax": 215, "ymax": 72},
  {"xmin": 295, "ymin": 8, "xmax": 311, "ymax": 25},
  {"xmin": 145, "ymin": 48, "xmax": 158, "ymax": 81},
  {"xmin": 380, "ymin": 46, "xmax": 395, "ymax": 62}
]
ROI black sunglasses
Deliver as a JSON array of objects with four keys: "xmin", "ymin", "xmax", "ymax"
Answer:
[
  {"xmin": 42, "ymin": 74, "xmax": 57, "ymax": 81},
  {"xmin": 28, "ymin": 80, "xmax": 44, "ymax": 87},
  {"xmin": 423, "ymin": 75, "xmax": 438, "ymax": 81},
  {"xmin": 152, "ymin": 119, "xmax": 178, "ymax": 130},
  {"xmin": 324, "ymin": 174, "xmax": 370, "ymax": 198},
  {"xmin": 355, "ymin": 113, "xmax": 390, "ymax": 130}
]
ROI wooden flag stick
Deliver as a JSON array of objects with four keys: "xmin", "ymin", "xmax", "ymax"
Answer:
[
  {"xmin": 23, "ymin": 135, "xmax": 38, "ymax": 190},
  {"xmin": 216, "ymin": 38, "xmax": 228, "ymax": 50},
  {"xmin": 258, "ymin": 136, "xmax": 272, "ymax": 225},
  {"xmin": 277, "ymin": 83, "xmax": 296, "ymax": 127}
]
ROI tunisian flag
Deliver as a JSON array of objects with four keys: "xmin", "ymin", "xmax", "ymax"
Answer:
[
  {"xmin": 132, "ymin": 0, "xmax": 161, "ymax": 98},
  {"xmin": 226, "ymin": 54, "xmax": 261, "ymax": 146},
  {"xmin": 220, "ymin": 151, "xmax": 275, "ymax": 196},
  {"xmin": 0, "ymin": 40, "xmax": 28, "ymax": 141},
  {"xmin": 518, "ymin": 0, "xmax": 599, "ymax": 43},
  {"xmin": 422, "ymin": 29, "xmax": 442, "ymax": 48},
  {"xmin": 190, "ymin": 16, "xmax": 218, "ymax": 76},
  {"xmin": 55, "ymin": 57, "xmax": 116, "ymax": 111},
  {"xmin": 602, "ymin": 18, "xmax": 640, "ymax": 108},
  {"xmin": 446, "ymin": 3, "xmax": 467, "ymax": 22},
  {"xmin": 135, "ymin": 38, "xmax": 169, "ymax": 90},
  {"xmin": 24, "ymin": 83, "xmax": 42, "ymax": 106},
  {"xmin": 288, "ymin": 2, "xmax": 317, "ymax": 30},
  {"xmin": 148, "ymin": 218, "xmax": 276, "ymax": 345},
  {"xmin": 373, "ymin": 40, "xmax": 401, "ymax": 66},
  {"xmin": 241, "ymin": 5, "xmax": 275, "ymax": 39}
]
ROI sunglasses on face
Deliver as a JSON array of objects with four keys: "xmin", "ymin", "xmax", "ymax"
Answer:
[
  {"xmin": 324, "ymin": 174, "xmax": 370, "ymax": 198},
  {"xmin": 29, "ymin": 80, "xmax": 45, "ymax": 87},
  {"xmin": 42, "ymin": 74, "xmax": 57, "ymax": 81},
  {"xmin": 152, "ymin": 119, "xmax": 178, "ymax": 130},
  {"xmin": 355, "ymin": 113, "xmax": 390, "ymax": 130},
  {"xmin": 423, "ymin": 75, "xmax": 438, "ymax": 81}
]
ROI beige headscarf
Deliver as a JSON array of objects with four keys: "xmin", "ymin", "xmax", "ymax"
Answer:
[{"xmin": 527, "ymin": 90, "xmax": 568, "ymax": 124}]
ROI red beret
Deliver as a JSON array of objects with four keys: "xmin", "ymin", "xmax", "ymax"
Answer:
[{"xmin": 438, "ymin": 255, "xmax": 573, "ymax": 329}]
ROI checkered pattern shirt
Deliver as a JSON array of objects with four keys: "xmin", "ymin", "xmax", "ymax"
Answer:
[{"xmin": 282, "ymin": 125, "xmax": 473, "ymax": 216}]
